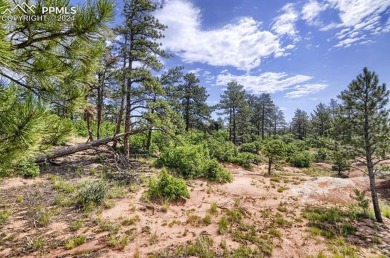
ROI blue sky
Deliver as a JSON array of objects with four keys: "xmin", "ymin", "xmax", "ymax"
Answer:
[
  {"xmin": 109, "ymin": 0, "xmax": 390, "ymax": 121},
  {"xmin": 150, "ymin": 0, "xmax": 390, "ymax": 121}
]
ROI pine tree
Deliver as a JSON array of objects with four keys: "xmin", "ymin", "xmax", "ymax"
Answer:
[
  {"xmin": 219, "ymin": 81, "xmax": 248, "ymax": 144},
  {"xmin": 262, "ymin": 139, "xmax": 286, "ymax": 175},
  {"xmin": 339, "ymin": 67, "xmax": 390, "ymax": 223},
  {"xmin": 178, "ymin": 73, "xmax": 211, "ymax": 131},
  {"xmin": 311, "ymin": 103, "xmax": 331, "ymax": 137},
  {"xmin": 117, "ymin": 0, "xmax": 168, "ymax": 157},
  {"xmin": 0, "ymin": 0, "xmax": 114, "ymax": 174},
  {"xmin": 2, "ymin": 0, "xmax": 114, "ymax": 109},
  {"xmin": 249, "ymin": 94, "xmax": 275, "ymax": 138},
  {"xmin": 291, "ymin": 109, "xmax": 309, "ymax": 139}
]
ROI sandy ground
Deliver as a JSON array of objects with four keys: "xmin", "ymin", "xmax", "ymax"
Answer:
[{"xmin": 0, "ymin": 162, "xmax": 389, "ymax": 258}]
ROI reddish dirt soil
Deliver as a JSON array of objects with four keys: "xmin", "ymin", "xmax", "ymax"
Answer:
[{"xmin": 0, "ymin": 162, "xmax": 389, "ymax": 258}]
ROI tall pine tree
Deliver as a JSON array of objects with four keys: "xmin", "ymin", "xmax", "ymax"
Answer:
[
  {"xmin": 339, "ymin": 67, "xmax": 390, "ymax": 223},
  {"xmin": 117, "ymin": 0, "xmax": 168, "ymax": 157}
]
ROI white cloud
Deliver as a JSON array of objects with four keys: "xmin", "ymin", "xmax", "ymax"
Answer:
[
  {"xmin": 155, "ymin": 0, "xmax": 288, "ymax": 71},
  {"xmin": 285, "ymin": 83, "xmax": 328, "ymax": 98},
  {"xmin": 301, "ymin": 0, "xmax": 326, "ymax": 25},
  {"xmin": 187, "ymin": 68, "xmax": 202, "ymax": 75},
  {"xmin": 272, "ymin": 3, "xmax": 299, "ymax": 40},
  {"xmin": 301, "ymin": 0, "xmax": 390, "ymax": 47},
  {"xmin": 216, "ymin": 71, "xmax": 313, "ymax": 94}
]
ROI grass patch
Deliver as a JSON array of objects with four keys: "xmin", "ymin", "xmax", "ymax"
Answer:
[
  {"xmin": 303, "ymin": 206, "xmax": 357, "ymax": 239},
  {"xmin": 48, "ymin": 175, "xmax": 76, "ymax": 193},
  {"xmin": 65, "ymin": 236, "xmax": 86, "ymax": 250},
  {"xmin": 302, "ymin": 167, "xmax": 333, "ymax": 177},
  {"xmin": 34, "ymin": 205, "xmax": 55, "ymax": 227},
  {"xmin": 232, "ymin": 245, "xmax": 260, "ymax": 257},
  {"xmin": 0, "ymin": 209, "xmax": 11, "ymax": 224},
  {"xmin": 268, "ymin": 227, "xmax": 282, "ymax": 238},
  {"xmin": 218, "ymin": 216, "xmax": 228, "ymax": 234},
  {"xmin": 16, "ymin": 196, "xmax": 23, "ymax": 203},
  {"xmin": 186, "ymin": 212, "xmax": 203, "ymax": 227},
  {"xmin": 381, "ymin": 201, "xmax": 390, "ymax": 218},
  {"xmin": 107, "ymin": 185, "xmax": 126, "ymax": 199},
  {"xmin": 70, "ymin": 220, "xmax": 84, "ymax": 231},
  {"xmin": 54, "ymin": 193, "xmax": 75, "ymax": 207},
  {"xmin": 227, "ymin": 207, "xmax": 245, "ymax": 223},
  {"xmin": 202, "ymin": 214, "xmax": 212, "ymax": 225},
  {"xmin": 95, "ymin": 218, "xmax": 121, "ymax": 234},
  {"xmin": 209, "ymin": 202, "xmax": 218, "ymax": 215},
  {"xmin": 121, "ymin": 215, "xmax": 140, "ymax": 226},
  {"xmin": 274, "ymin": 214, "xmax": 292, "ymax": 228},
  {"xmin": 329, "ymin": 237, "xmax": 358, "ymax": 257},
  {"xmin": 25, "ymin": 237, "xmax": 45, "ymax": 252},
  {"xmin": 156, "ymin": 235, "xmax": 216, "ymax": 258},
  {"xmin": 107, "ymin": 234, "xmax": 129, "ymax": 250}
]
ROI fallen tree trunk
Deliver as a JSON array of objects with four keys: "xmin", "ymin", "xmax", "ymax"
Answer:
[{"xmin": 35, "ymin": 133, "xmax": 128, "ymax": 163}]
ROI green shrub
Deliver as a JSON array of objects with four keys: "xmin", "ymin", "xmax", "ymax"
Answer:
[
  {"xmin": 285, "ymin": 143, "xmax": 298, "ymax": 156},
  {"xmin": 77, "ymin": 180, "xmax": 108, "ymax": 208},
  {"xmin": 207, "ymin": 139, "xmax": 238, "ymax": 162},
  {"xmin": 289, "ymin": 151, "xmax": 312, "ymax": 168},
  {"xmin": 239, "ymin": 141, "xmax": 261, "ymax": 154},
  {"xmin": 156, "ymin": 144, "xmax": 209, "ymax": 178},
  {"xmin": 231, "ymin": 152, "xmax": 258, "ymax": 169},
  {"xmin": 205, "ymin": 160, "xmax": 232, "ymax": 183},
  {"xmin": 350, "ymin": 189, "xmax": 369, "ymax": 215},
  {"xmin": 0, "ymin": 209, "xmax": 11, "ymax": 224},
  {"xmin": 17, "ymin": 158, "xmax": 40, "ymax": 178},
  {"xmin": 157, "ymin": 144, "xmax": 232, "ymax": 182},
  {"xmin": 148, "ymin": 169, "xmax": 189, "ymax": 201},
  {"xmin": 314, "ymin": 148, "xmax": 330, "ymax": 162}
]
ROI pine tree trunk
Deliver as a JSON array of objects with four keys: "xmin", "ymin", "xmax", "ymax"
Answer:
[
  {"xmin": 233, "ymin": 107, "xmax": 236, "ymax": 144},
  {"xmin": 114, "ymin": 92, "xmax": 125, "ymax": 141},
  {"xmin": 96, "ymin": 74, "xmax": 104, "ymax": 139},
  {"xmin": 86, "ymin": 114, "xmax": 94, "ymax": 143},
  {"xmin": 268, "ymin": 157, "xmax": 272, "ymax": 175},
  {"xmin": 229, "ymin": 108, "xmax": 232, "ymax": 141},
  {"xmin": 185, "ymin": 96, "xmax": 190, "ymax": 132},
  {"xmin": 123, "ymin": 35, "xmax": 133, "ymax": 158},
  {"xmin": 124, "ymin": 78, "xmax": 131, "ymax": 157},
  {"xmin": 146, "ymin": 95, "xmax": 156, "ymax": 153},
  {"xmin": 368, "ymin": 166, "xmax": 383, "ymax": 222},
  {"xmin": 261, "ymin": 105, "xmax": 265, "ymax": 139},
  {"xmin": 114, "ymin": 35, "xmax": 128, "ymax": 149}
]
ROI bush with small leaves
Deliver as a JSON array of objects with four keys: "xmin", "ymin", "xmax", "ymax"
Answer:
[
  {"xmin": 156, "ymin": 144, "xmax": 209, "ymax": 178},
  {"xmin": 231, "ymin": 152, "xmax": 258, "ymax": 169},
  {"xmin": 77, "ymin": 180, "xmax": 108, "ymax": 208},
  {"xmin": 239, "ymin": 141, "xmax": 261, "ymax": 154},
  {"xmin": 314, "ymin": 148, "xmax": 330, "ymax": 162},
  {"xmin": 205, "ymin": 159, "xmax": 232, "ymax": 183},
  {"xmin": 148, "ymin": 169, "xmax": 189, "ymax": 201},
  {"xmin": 17, "ymin": 158, "xmax": 40, "ymax": 178},
  {"xmin": 207, "ymin": 138, "xmax": 238, "ymax": 162},
  {"xmin": 289, "ymin": 151, "xmax": 312, "ymax": 168}
]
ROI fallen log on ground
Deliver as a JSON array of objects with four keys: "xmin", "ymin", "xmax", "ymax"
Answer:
[{"xmin": 35, "ymin": 133, "xmax": 128, "ymax": 163}]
